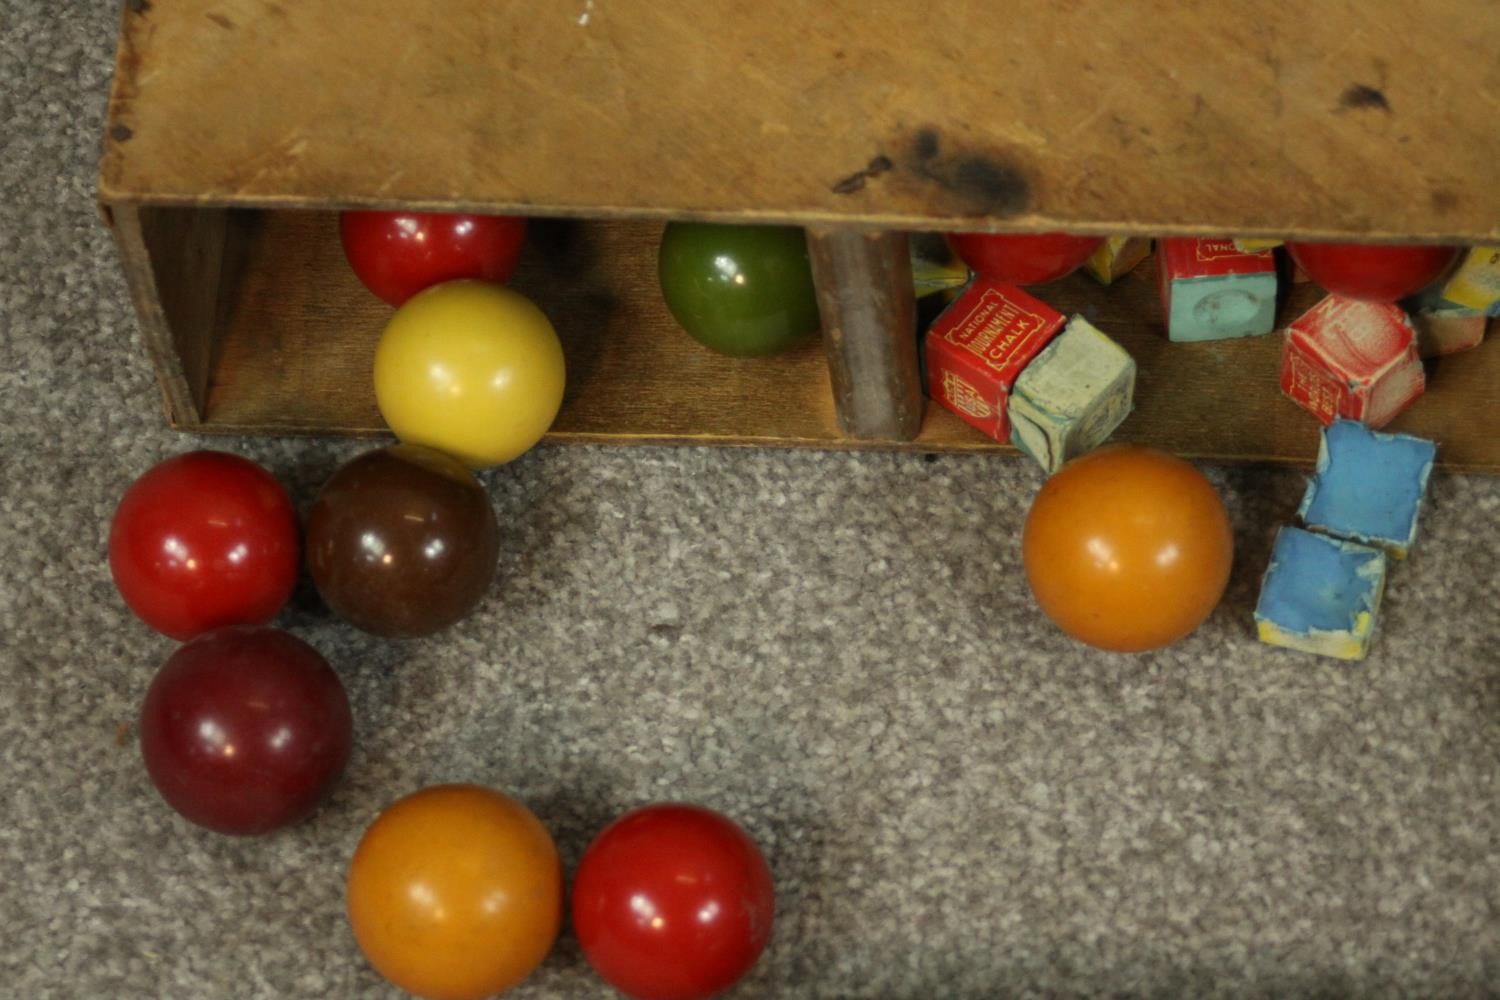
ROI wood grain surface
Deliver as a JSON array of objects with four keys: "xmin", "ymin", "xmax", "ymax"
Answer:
[
  {"xmin": 196, "ymin": 211, "xmax": 1500, "ymax": 470},
  {"xmin": 100, "ymin": 0, "xmax": 1500, "ymax": 241}
]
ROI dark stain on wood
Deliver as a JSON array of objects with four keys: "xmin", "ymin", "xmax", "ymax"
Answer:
[
  {"xmin": 110, "ymin": 123, "xmax": 134, "ymax": 142},
  {"xmin": 831, "ymin": 155, "xmax": 894, "ymax": 196},
  {"xmin": 1431, "ymin": 190, "xmax": 1459, "ymax": 213},
  {"xmin": 913, "ymin": 128, "xmax": 941, "ymax": 163},
  {"xmin": 127, "ymin": 0, "xmax": 151, "ymax": 13},
  {"xmin": 904, "ymin": 127, "xmax": 1030, "ymax": 217},
  {"xmin": 1339, "ymin": 83, "xmax": 1391, "ymax": 113},
  {"xmin": 831, "ymin": 175, "xmax": 863, "ymax": 196},
  {"xmin": 206, "ymin": 12, "xmax": 235, "ymax": 29},
  {"xmin": 949, "ymin": 156, "xmax": 1028, "ymax": 212}
]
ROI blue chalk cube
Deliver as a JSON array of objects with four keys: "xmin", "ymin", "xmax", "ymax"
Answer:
[
  {"xmin": 1254, "ymin": 527, "xmax": 1387, "ymax": 661},
  {"xmin": 1298, "ymin": 419, "xmax": 1437, "ymax": 558}
]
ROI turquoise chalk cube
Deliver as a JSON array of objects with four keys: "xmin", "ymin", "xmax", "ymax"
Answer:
[
  {"xmin": 1254, "ymin": 526, "xmax": 1387, "ymax": 661},
  {"xmin": 1165, "ymin": 271, "xmax": 1278, "ymax": 342},
  {"xmin": 1298, "ymin": 420, "xmax": 1437, "ymax": 558}
]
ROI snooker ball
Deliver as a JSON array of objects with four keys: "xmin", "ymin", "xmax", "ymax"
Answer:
[
  {"xmin": 947, "ymin": 231, "xmax": 1105, "ymax": 285},
  {"xmin": 1022, "ymin": 445, "xmax": 1234, "ymax": 652},
  {"xmin": 108, "ymin": 450, "xmax": 300, "ymax": 640},
  {"xmin": 340, "ymin": 210, "xmax": 528, "ymax": 307},
  {"xmin": 139, "ymin": 625, "xmax": 352, "ymax": 835},
  {"xmin": 347, "ymin": 784, "xmax": 563, "ymax": 1000},
  {"xmin": 573, "ymin": 803, "xmax": 775, "ymax": 1000},
  {"xmin": 1283, "ymin": 241, "xmax": 1461, "ymax": 303},
  {"xmin": 658, "ymin": 222, "xmax": 821, "ymax": 357},
  {"xmin": 305, "ymin": 444, "xmax": 500, "ymax": 638},
  {"xmin": 374, "ymin": 280, "xmax": 566, "ymax": 468}
]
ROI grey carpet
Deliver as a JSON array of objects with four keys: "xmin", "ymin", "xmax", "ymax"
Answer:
[{"xmin": 2, "ymin": 5, "xmax": 1497, "ymax": 998}]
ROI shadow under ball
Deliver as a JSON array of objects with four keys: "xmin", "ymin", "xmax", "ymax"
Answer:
[{"xmin": 306, "ymin": 445, "xmax": 500, "ymax": 638}]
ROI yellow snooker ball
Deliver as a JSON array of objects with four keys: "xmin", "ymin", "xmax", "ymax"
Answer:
[{"xmin": 374, "ymin": 281, "xmax": 566, "ymax": 468}]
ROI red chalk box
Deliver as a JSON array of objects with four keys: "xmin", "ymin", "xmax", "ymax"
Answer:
[
  {"xmin": 1159, "ymin": 238, "xmax": 1277, "ymax": 281},
  {"xmin": 924, "ymin": 278, "xmax": 1065, "ymax": 441},
  {"xmin": 1280, "ymin": 295, "xmax": 1425, "ymax": 428}
]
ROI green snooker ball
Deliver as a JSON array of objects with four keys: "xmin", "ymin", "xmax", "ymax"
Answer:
[{"xmin": 658, "ymin": 222, "xmax": 822, "ymax": 357}]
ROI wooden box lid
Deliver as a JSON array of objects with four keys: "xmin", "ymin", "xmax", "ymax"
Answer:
[{"xmin": 101, "ymin": 0, "xmax": 1500, "ymax": 241}]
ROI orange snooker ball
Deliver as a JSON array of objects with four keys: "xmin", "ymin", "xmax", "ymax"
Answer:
[
  {"xmin": 346, "ymin": 785, "xmax": 563, "ymax": 1000},
  {"xmin": 1022, "ymin": 445, "xmax": 1233, "ymax": 652}
]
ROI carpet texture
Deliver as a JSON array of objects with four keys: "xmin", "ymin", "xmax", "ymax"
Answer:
[{"xmin": 2, "ymin": 5, "xmax": 1497, "ymax": 998}]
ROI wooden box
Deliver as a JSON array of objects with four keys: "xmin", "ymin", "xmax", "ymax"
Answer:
[{"xmin": 99, "ymin": 0, "xmax": 1500, "ymax": 468}]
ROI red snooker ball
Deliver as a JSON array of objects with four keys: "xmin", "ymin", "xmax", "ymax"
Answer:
[
  {"xmin": 108, "ymin": 451, "xmax": 299, "ymax": 641},
  {"xmin": 1284, "ymin": 241, "xmax": 1460, "ymax": 303},
  {"xmin": 572, "ymin": 803, "xmax": 775, "ymax": 1000},
  {"xmin": 139, "ymin": 626, "xmax": 352, "ymax": 835},
  {"xmin": 947, "ymin": 231, "xmax": 1105, "ymax": 285},
  {"xmin": 340, "ymin": 210, "xmax": 528, "ymax": 306}
]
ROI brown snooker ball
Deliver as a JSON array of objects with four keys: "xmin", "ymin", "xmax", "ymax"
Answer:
[{"xmin": 306, "ymin": 444, "xmax": 500, "ymax": 637}]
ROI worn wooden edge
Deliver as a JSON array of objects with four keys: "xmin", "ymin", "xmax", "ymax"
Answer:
[
  {"xmin": 100, "ymin": 202, "xmax": 203, "ymax": 428},
  {"xmin": 91, "ymin": 190, "xmax": 1496, "ymax": 247}
]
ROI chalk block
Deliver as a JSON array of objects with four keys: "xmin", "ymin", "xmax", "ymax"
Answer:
[
  {"xmin": 1405, "ymin": 287, "xmax": 1487, "ymax": 358},
  {"xmin": 1158, "ymin": 238, "xmax": 1278, "ymax": 342},
  {"xmin": 924, "ymin": 278, "xmax": 1066, "ymax": 442},
  {"xmin": 1298, "ymin": 420, "xmax": 1436, "ymax": 559},
  {"xmin": 1433, "ymin": 245, "xmax": 1500, "ymax": 316},
  {"xmin": 1009, "ymin": 316, "xmax": 1136, "ymax": 473},
  {"xmin": 1254, "ymin": 526, "xmax": 1387, "ymax": 661},
  {"xmin": 1083, "ymin": 237, "xmax": 1152, "ymax": 285},
  {"xmin": 1279, "ymin": 294, "xmax": 1424, "ymax": 428}
]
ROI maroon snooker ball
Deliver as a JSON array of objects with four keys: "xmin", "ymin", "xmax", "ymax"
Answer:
[
  {"xmin": 340, "ymin": 210, "xmax": 528, "ymax": 306},
  {"xmin": 139, "ymin": 625, "xmax": 353, "ymax": 836}
]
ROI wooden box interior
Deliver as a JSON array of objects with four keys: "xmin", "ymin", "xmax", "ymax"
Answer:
[
  {"xmin": 99, "ymin": 0, "xmax": 1500, "ymax": 469},
  {"xmin": 114, "ymin": 205, "xmax": 1500, "ymax": 470}
]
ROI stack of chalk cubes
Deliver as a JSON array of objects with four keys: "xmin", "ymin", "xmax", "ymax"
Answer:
[
  {"xmin": 1278, "ymin": 244, "xmax": 1498, "ymax": 428},
  {"xmin": 1253, "ymin": 419, "xmax": 1437, "ymax": 660},
  {"xmin": 920, "ymin": 239, "xmax": 1498, "ymax": 466},
  {"xmin": 918, "ymin": 240, "xmax": 1149, "ymax": 474},
  {"xmin": 919, "ymin": 234, "xmax": 1305, "ymax": 474},
  {"xmin": 1253, "ymin": 245, "xmax": 1491, "ymax": 658}
]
